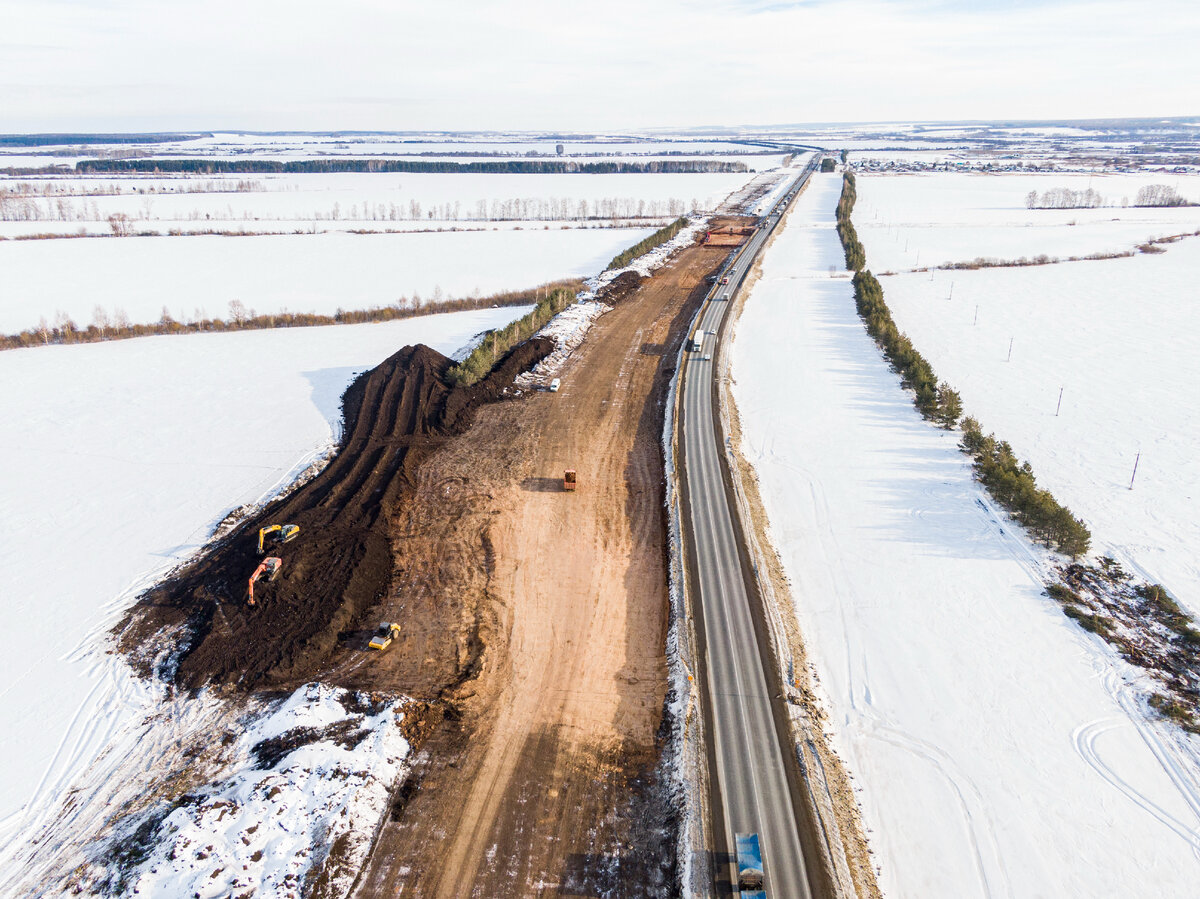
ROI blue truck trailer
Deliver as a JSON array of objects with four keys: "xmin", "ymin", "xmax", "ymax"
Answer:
[{"xmin": 735, "ymin": 832, "xmax": 765, "ymax": 895}]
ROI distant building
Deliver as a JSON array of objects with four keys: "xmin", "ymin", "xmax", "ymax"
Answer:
[{"xmin": 556, "ymin": 143, "xmax": 564, "ymax": 156}]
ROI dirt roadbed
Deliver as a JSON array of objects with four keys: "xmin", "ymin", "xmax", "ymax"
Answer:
[
  {"xmin": 114, "ymin": 220, "xmax": 746, "ymax": 896},
  {"xmin": 351, "ymin": 224, "xmax": 741, "ymax": 897}
]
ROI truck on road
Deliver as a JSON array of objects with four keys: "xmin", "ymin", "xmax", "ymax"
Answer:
[
  {"xmin": 735, "ymin": 832, "xmax": 765, "ymax": 895},
  {"xmin": 690, "ymin": 332, "xmax": 705, "ymax": 353}
]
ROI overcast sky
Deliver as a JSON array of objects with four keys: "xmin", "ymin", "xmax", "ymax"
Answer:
[{"xmin": 2, "ymin": 0, "xmax": 1196, "ymax": 133}]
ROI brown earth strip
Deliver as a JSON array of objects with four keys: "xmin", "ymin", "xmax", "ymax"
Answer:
[
  {"xmin": 114, "ymin": 216, "xmax": 750, "ymax": 895},
  {"xmin": 348, "ymin": 221, "xmax": 747, "ymax": 897}
]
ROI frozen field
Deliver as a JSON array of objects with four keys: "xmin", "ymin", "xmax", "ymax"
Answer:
[
  {"xmin": 0, "ymin": 307, "xmax": 529, "ymax": 868},
  {"xmin": 0, "ymin": 169, "xmax": 762, "ymax": 237},
  {"xmin": 875, "ymin": 247, "xmax": 1200, "ymax": 617},
  {"xmin": 731, "ymin": 173, "xmax": 1200, "ymax": 897},
  {"xmin": 856, "ymin": 172, "xmax": 1200, "ymax": 271},
  {"xmin": 0, "ymin": 226, "xmax": 645, "ymax": 333},
  {"xmin": 856, "ymin": 171, "xmax": 1200, "ymax": 618}
]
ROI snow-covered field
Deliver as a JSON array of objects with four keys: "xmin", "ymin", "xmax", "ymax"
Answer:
[
  {"xmin": 0, "ymin": 170, "xmax": 762, "ymax": 237},
  {"xmin": 871, "ymin": 243, "xmax": 1200, "ymax": 618},
  {"xmin": 856, "ymin": 172, "xmax": 1200, "ymax": 619},
  {"xmin": 0, "ymin": 307, "xmax": 530, "ymax": 877},
  {"xmin": 0, "ymin": 227, "xmax": 643, "ymax": 332},
  {"xmin": 855, "ymin": 172, "xmax": 1200, "ymax": 271},
  {"xmin": 731, "ymin": 173, "xmax": 1200, "ymax": 897}
]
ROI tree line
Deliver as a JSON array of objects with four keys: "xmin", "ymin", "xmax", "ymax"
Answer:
[
  {"xmin": 835, "ymin": 170, "xmax": 1089, "ymax": 557},
  {"xmin": 75, "ymin": 159, "xmax": 748, "ymax": 176},
  {"xmin": 445, "ymin": 286, "xmax": 576, "ymax": 387},
  {"xmin": 607, "ymin": 217, "xmax": 689, "ymax": 270},
  {"xmin": 0, "ymin": 280, "xmax": 583, "ymax": 352}
]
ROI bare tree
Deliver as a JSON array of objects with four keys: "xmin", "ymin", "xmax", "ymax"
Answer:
[
  {"xmin": 228, "ymin": 299, "xmax": 248, "ymax": 325},
  {"xmin": 92, "ymin": 305, "xmax": 110, "ymax": 337},
  {"xmin": 107, "ymin": 213, "xmax": 132, "ymax": 236}
]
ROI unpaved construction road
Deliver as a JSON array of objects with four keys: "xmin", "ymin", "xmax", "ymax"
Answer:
[
  {"xmin": 350, "ymin": 226, "xmax": 742, "ymax": 897},
  {"xmin": 118, "ymin": 222, "xmax": 745, "ymax": 896}
]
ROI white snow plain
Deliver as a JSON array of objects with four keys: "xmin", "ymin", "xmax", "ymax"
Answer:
[
  {"xmin": 0, "ymin": 170, "xmax": 761, "ymax": 237},
  {"xmin": 730, "ymin": 173, "xmax": 1200, "ymax": 898},
  {"xmin": 0, "ymin": 307, "xmax": 530, "ymax": 877},
  {"xmin": 0, "ymin": 227, "xmax": 645, "ymax": 333},
  {"xmin": 858, "ymin": 174, "xmax": 1200, "ymax": 620},
  {"xmin": 854, "ymin": 172, "xmax": 1200, "ymax": 273}
]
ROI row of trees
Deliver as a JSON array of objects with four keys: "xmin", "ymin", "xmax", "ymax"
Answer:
[
  {"xmin": 445, "ymin": 286, "xmax": 576, "ymax": 387},
  {"xmin": 1135, "ymin": 184, "xmax": 1194, "ymax": 207},
  {"xmin": 77, "ymin": 159, "xmax": 748, "ymax": 176},
  {"xmin": 852, "ymin": 269, "xmax": 961, "ymax": 424},
  {"xmin": 1023, "ymin": 184, "xmax": 1195, "ymax": 209},
  {"xmin": 1, "ymin": 194, "xmax": 701, "ymax": 225},
  {"xmin": 836, "ymin": 172, "xmax": 866, "ymax": 271},
  {"xmin": 961, "ymin": 419, "xmax": 1092, "ymax": 556},
  {"xmin": 1025, "ymin": 187, "xmax": 1104, "ymax": 209},
  {"xmin": 0, "ymin": 280, "xmax": 583, "ymax": 352},
  {"xmin": 607, "ymin": 217, "xmax": 689, "ymax": 270},
  {"xmin": 835, "ymin": 171, "xmax": 1089, "ymax": 558}
]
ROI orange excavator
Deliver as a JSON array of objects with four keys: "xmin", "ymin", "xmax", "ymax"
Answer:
[{"xmin": 248, "ymin": 557, "xmax": 282, "ymax": 606}]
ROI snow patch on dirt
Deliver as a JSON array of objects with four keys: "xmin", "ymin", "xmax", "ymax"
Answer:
[
  {"xmin": 580, "ymin": 216, "xmax": 711, "ymax": 301},
  {"xmin": 112, "ymin": 683, "xmax": 410, "ymax": 899},
  {"xmin": 513, "ymin": 301, "xmax": 609, "ymax": 389}
]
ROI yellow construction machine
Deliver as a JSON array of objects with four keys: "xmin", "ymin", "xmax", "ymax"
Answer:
[
  {"xmin": 257, "ymin": 524, "xmax": 300, "ymax": 554},
  {"xmin": 369, "ymin": 623, "xmax": 401, "ymax": 650}
]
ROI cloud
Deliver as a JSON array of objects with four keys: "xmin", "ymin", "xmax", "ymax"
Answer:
[{"xmin": 1, "ymin": 0, "xmax": 1197, "ymax": 131}]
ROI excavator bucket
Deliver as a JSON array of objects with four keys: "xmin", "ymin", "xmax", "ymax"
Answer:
[{"xmin": 247, "ymin": 556, "xmax": 283, "ymax": 606}]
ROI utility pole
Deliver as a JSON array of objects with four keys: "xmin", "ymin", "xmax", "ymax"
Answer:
[
  {"xmin": 1006, "ymin": 337, "xmax": 1014, "ymax": 362},
  {"xmin": 973, "ymin": 305, "xmax": 979, "ymax": 326},
  {"xmin": 1130, "ymin": 452, "xmax": 1141, "ymax": 490},
  {"xmin": 948, "ymin": 281, "xmax": 954, "ymax": 301},
  {"xmin": 1056, "ymin": 387, "xmax": 1064, "ymax": 416}
]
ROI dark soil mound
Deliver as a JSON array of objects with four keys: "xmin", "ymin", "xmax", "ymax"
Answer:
[
  {"xmin": 123, "ymin": 337, "xmax": 553, "ymax": 691},
  {"xmin": 596, "ymin": 270, "xmax": 643, "ymax": 306}
]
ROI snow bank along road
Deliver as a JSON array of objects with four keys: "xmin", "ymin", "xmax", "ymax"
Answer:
[{"xmin": 679, "ymin": 158, "xmax": 825, "ymax": 897}]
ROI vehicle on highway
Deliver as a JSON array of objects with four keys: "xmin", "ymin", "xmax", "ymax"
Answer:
[{"xmin": 736, "ymin": 831, "xmax": 765, "ymax": 894}]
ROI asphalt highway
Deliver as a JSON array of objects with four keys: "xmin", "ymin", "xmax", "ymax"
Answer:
[{"xmin": 680, "ymin": 161, "xmax": 818, "ymax": 897}]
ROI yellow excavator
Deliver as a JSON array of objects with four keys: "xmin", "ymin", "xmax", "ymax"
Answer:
[{"xmin": 257, "ymin": 523, "xmax": 300, "ymax": 554}]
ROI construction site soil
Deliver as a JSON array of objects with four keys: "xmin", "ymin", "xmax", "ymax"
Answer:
[
  {"xmin": 118, "ymin": 337, "xmax": 554, "ymax": 691},
  {"xmin": 116, "ymin": 217, "xmax": 749, "ymax": 897}
]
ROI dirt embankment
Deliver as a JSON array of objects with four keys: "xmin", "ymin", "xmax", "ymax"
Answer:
[{"xmin": 118, "ymin": 337, "xmax": 553, "ymax": 691}]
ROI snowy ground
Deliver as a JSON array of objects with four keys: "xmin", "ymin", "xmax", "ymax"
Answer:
[
  {"xmin": 730, "ymin": 173, "xmax": 1200, "ymax": 897},
  {"xmin": 0, "ymin": 306, "xmax": 530, "ymax": 879},
  {"xmin": 0, "ymin": 227, "xmax": 643, "ymax": 332},
  {"xmin": 854, "ymin": 172, "xmax": 1200, "ymax": 272},
  {"xmin": 857, "ymin": 173, "xmax": 1200, "ymax": 620},
  {"xmin": 112, "ymin": 684, "xmax": 411, "ymax": 899},
  {"xmin": 0, "ymin": 170, "xmax": 762, "ymax": 237}
]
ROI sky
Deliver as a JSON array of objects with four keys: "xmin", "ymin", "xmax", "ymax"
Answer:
[{"xmin": 1, "ymin": 0, "xmax": 1197, "ymax": 133}]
